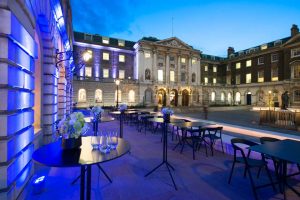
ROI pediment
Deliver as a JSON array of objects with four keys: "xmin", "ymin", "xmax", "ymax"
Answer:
[{"xmin": 155, "ymin": 37, "xmax": 193, "ymax": 50}]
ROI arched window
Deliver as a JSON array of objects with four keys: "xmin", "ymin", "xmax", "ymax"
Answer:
[
  {"xmin": 145, "ymin": 69, "xmax": 151, "ymax": 80},
  {"xmin": 95, "ymin": 89, "xmax": 102, "ymax": 103},
  {"xmin": 228, "ymin": 93, "xmax": 232, "ymax": 104},
  {"xmin": 192, "ymin": 73, "xmax": 196, "ymax": 83},
  {"xmin": 211, "ymin": 92, "xmax": 216, "ymax": 102},
  {"xmin": 115, "ymin": 90, "xmax": 122, "ymax": 102},
  {"xmin": 128, "ymin": 90, "xmax": 135, "ymax": 103},
  {"xmin": 221, "ymin": 92, "xmax": 225, "ymax": 102},
  {"xmin": 78, "ymin": 89, "xmax": 86, "ymax": 102},
  {"xmin": 294, "ymin": 90, "xmax": 300, "ymax": 102},
  {"xmin": 235, "ymin": 92, "xmax": 241, "ymax": 103}
]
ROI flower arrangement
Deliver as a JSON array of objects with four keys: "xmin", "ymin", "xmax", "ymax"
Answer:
[
  {"xmin": 119, "ymin": 103, "xmax": 128, "ymax": 112},
  {"xmin": 91, "ymin": 106, "xmax": 104, "ymax": 119},
  {"xmin": 161, "ymin": 107, "xmax": 174, "ymax": 116},
  {"xmin": 58, "ymin": 112, "xmax": 88, "ymax": 139}
]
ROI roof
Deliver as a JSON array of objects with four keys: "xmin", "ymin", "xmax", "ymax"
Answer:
[
  {"xmin": 201, "ymin": 54, "xmax": 226, "ymax": 61},
  {"xmin": 74, "ymin": 31, "xmax": 136, "ymax": 50}
]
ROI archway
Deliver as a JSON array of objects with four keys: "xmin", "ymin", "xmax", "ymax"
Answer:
[
  {"xmin": 157, "ymin": 89, "xmax": 166, "ymax": 106},
  {"xmin": 170, "ymin": 89, "xmax": 178, "ymax": 106},
  {"xmin": 246, "ymin": 92, "xmax": 252, "ymax": 105},
  {"xmin": 144, "ymin": 88, "xmax": 153, "ymax": 104},
  {"xmin": 182, "ymin": 89, "xmax": 189, "ymax": 106}
]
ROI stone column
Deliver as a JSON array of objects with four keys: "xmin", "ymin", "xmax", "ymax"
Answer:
[
  {"xmin": 152, "ymin": 50, "xmax": 157, "ymax": 82},
  {"xmin": 165, "ymin": 52, "xmax": 170, "ymax": 84},
  {"xmin": 177, "ymin": 54, "xmax": 181, "ymax": 83},
  {"xmin": 188, "ymin": 56, "xmax": 192, "ymax": 85},
  {"xmin": 58, "ymin": 68, "xmax": 67, "ymax": 119}
]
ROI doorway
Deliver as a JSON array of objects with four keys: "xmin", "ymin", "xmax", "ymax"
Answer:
[
  {"xmin": 246, "ymin": 92, "xmax": 252, "ymax": 105},
  {"xmin": 182, "ymin": 89, "xmax": 189, "ymax": 106},
  {"xmin": 170, "ymin": 89, "xmax": 178, "ymax": 106},
  {"xmin": 158, "ymin": 89, "xmax": 166, "ymax": 106}
]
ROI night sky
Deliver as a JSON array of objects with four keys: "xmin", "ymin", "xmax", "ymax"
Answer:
[{"xmin": 71, "ymin": 0, "xmax": 300, "ymax": 56}]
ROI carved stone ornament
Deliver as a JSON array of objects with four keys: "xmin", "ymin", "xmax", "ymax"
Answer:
[{"xmin": 162, "ymin": 40, "xmax": 183, "ymax": 48}]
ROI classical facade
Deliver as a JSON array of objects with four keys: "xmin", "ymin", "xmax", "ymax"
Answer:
[
  {"xmin": 73, "ymin": 24, "xmax": 300, "ymax": 108},
  {"xmin": 0, "ymin": 1, "xmax": 73, "ymax": 199}
]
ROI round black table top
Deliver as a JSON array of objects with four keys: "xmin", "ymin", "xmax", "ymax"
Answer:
[
  {"xmin": 173, "ymin": 121, "xmax": 215, "ymax": 128},
  {"xmin": 110, "ymin": 110, "xmax": 143, "ymax": 115},
  {"xmin": 32, "ymin": 137, "xmax": 131, "ymax": 168},
  {"xmin": 84, "ymin": 116, "xmax": 115, "ymax": 123},
  {"xmin": 148, "ymin": 117, "xmax": 186, "ymax": 123}
]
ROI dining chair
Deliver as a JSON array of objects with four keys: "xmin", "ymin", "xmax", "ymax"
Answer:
[
  {"xmin": 203, "ymin": 126, "xmax": 224, "ymax": 156},
  {"xmin": 228, "ymin": 138, "xmax": 275, "ymax": 200}
]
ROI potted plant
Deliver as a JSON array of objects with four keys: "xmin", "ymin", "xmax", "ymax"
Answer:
[
  {"xmin": 91, "ymin": 106, "xmax": 104, "ymax": 121},
  {"xmin": 58, "ymin": 112, "xmax": 88, "ymax": 149},
  {"xmin": 161, "ymin": 107, "xmax": 174, "ymax": 122}
]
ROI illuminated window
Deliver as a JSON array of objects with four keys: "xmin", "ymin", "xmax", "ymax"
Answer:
[
  {"xmin": 158, "ymin": 69, "xmax": 163, "ymax": 81},
  {"xmin": 181, "ymin": 57, "xmax": 186, "ymax": 63},
  {"xmin": 128, "ymin": 90, "xmax": 135, "ymax": 102},
  {"xmin": 95, "ymin": 89, "xmax": 103, "ymax": 103},
  {"xmin": 258, "ymin": 57, "xmax": 264, "ymax": 65},
  {"xmin": 204, "ymin": 77, "xmax": 208, "ymax": 84},
  {"xmin": 235, "ymin": 92, "xmax": 241, "ymax": 103},
  {"xmin": 258, "ymin": 70, "xmax": 264, "ymax": 82},
  {"xmin": 246, "ymin": 73, "xmax": 251, "ymax": 83},
  {"xmin": 271, "ymin": 54, "xmax": 278, "ymax": 62},
  {"xmin": 103, "ymin": 69, "xmax": 109, "ymax": 78},
  {"xmin": 119, "ymin": 54, "xmax": 125, "ymax": 62},
  {"xmin": 145, "ymin": 52, "xmax": 151, "ymax": 58},
  {"xmin": 192, "ymin": 58, "xmax": 197, "ymax": 64},
  {"xmin": 294, "ymin": 90, "xmax": 300, "ymax": 102},
  {"xmin": 118, "ymin": 40, "xmax": 125, "ymax": 46},
  {"xmin": 228, "ymin": 93, "xmax": 232, "ymax": 103},
  {"xmin": 78, "ymin": 89, "xmax": 86, "ymax": 102},
  {"xmin": 236, "ymin": 74, "xmax": 240, "ymax": 84},
  {"xmin": 85, "ymin": 67, "xmax": 92, "ymax": 77},
  {"xmin": 236, "ymin": 62, "xmax": 241, "ymax": 69},
  {"xmin": 115, "ymin": 90, "xmax": 122, "ymax": 102},
  {"xmin": 119, "ymin": 70, "xmax": 125, "ymax": 79},
  {"xmin": 170, "ymin": 71, "xmax": 175, "ymax": 82},
  {"xmin": 211, "ymin": 92, "xmax": 216, "ymax": 102},
  {"xmin": 261, "ymin": 44, "xmax": 268, "ymax": 50},
  {"xmin": 291, "ymin": 48, "xmax": 300, "ymax": 58},
  {"xmin": 246, "ymin": 60, "xmax": 252, "ymax": 67},
  {"xmin": 213, "ymin": 66, "xmax": 217, "ymax": 72},
  {"xmin": 213, "ymin": 78, "xmax": 216, "ymax": 84},
  {"xmin": 84, "ymin": 34, "xmax": 92, "ymax": 41},
  {"xmin": 204, "ymin": 65, "xmax": 208, "ymax": 71},
  {"xmin": 221, "ymin": 92, "xmax": 225, "ymax": 102},
  {"xmin": 103, "ymin": 52, "xmax": 109, "ymax": 60},
  {"xmin": 102, "ymin": 37, "xmax": 109, "ymax": 44}
]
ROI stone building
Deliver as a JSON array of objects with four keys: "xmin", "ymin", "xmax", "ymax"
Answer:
[
  {"xmin": 0, "ymin": 0, "xmax": 73, "ymax": 199},
  {"xmin": 73, "ymin": 25, "xmax": 300, "ymax": 108}
]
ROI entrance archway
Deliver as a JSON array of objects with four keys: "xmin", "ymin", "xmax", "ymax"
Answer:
[
  {"xmin": 170, "ymin": 89, "xmax": 178, "ymax": 106},
  {"xmin": 246, "ymin": 92, "xmax": 252, "ymax": 105},
  {"xmin": 182, "ymin": 89, "xmax": 189, "ymax": 106},
  {"xmin": 157, "ymin": 89, "xmax": 166, "ymax": 106}
]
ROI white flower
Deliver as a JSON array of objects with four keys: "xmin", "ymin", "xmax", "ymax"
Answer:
[
  {"xmin": 119, "ymin": 104, "xmax": 127, "ymax": 111},
  {"xmin": 161, "ymin": 107, "xmax": 174, "ymax": 115}
]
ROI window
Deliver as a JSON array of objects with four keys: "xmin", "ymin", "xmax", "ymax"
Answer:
[
  {"xmin": 170, "ymin": 71, "xmax": 175, "ymax": 82},
  {"xmin": 145, "ymin": 52, "xmax": 151, "ymax": 58},
  {"xmin": 95, "ymin": 89, "xmax": 102, "ymax": 103},
  {"xmin": 211, "ymin": 92, "xmax": 216, "ymax": 102},
  {"xmin": 204, "ymin": 77, "xmax": 208, "ymax": 85},
  {"xmin": 226, "ymin": 65, "xmax": 231, "ymax": 71},
  {"xmin": 181, "ymin": 72, "xmax": 186, "ymax": 82},
  {"xmin": 274, "ymin": 40, "xmax": 282, "ymax": 46},
  {"xmin": 228, "ymin": 93, "xmax": 232, "ymax": 104},
  {"xmin": 261, "ymin": 44, "xmax": 268, "ymax": 50},
  {"xmin": 158, "ymin": 70, "xmax": 163, "ymax": 81},
  {"xmin": 84, "ymin": 34, "xmax": 92, "ymax": 41},
  {"xmin": 78, "ymin": 89, "xmax": 86, "ymax": 102},
  {"xmin": 213, "ymin": 66, "xmax": 217, "ymax": 72},
  {"xmin": 291, "ymin": 48, "xmax": 300, "ymax": 58},
  {"xmin": 115, "ymin": 90, "xmax": 122, "ymax": 102},
  {"xmin": 226, "ymin": 75, "xmax": 231, "ymax": 85},
  {"xmin": 119, "ymin": 54, "xmax": 125, "ymax": 62},
  {"xmin": 236, "ymin": 74, "xmax": 241, "ymax": 84},
  {"xmin": 145, "ymin": 69, "xmax": 151, "ymax": 80},
  {"xmin": 181, "ymin": 57, "xmax": 186, "ymax": 63},
  {"xmin": 170, "ymin": 64, "xmax": 175, "ymax": 68},
  {"xmin": 192, "ymin": 73, "xmax": 196, "ymax": 83},
  {"xmin": 236, "ymin": 62, "xmax": 241, "ymax": 69},
  {"xmin": 258, "ymin": 57, "xmax": 264, "ymax": 65},
  {"xmin": 235, "ymin": 92, "xmax": 241, "ymax": 103},
  {"xmin": 102, "ymin": 37, "xmax": 109, "ymax": 44},
  {"xmin": 170, "ymin": 56, "xmax": 175, "ymax": 61},
  {"xmin": 213, "ymin": 78, "xmax": 217, "ymax": 84},
  {"xmin": 103, "ymin": 69, "xmax": 109, "ymax": 78},
  {"xmin": 103, "ymin": 52, "xmax": 109, "ymax": 60},
  {"xmin": 118, "ymin": 40, "xmax": 125, "ymax": 47},
  {"xmin": 271, "ymin": 54, "xmax": 278, "ymax": 62},
  {"xmin": 119, "ymin": 70, "xmax": 125, "ymax": 79},
  {"xmin": 246, "ymin": 60, "xmax": 252, "ymax": 67},
  {"xmin": 192, "ymin": 58, "xmax": 197, "ymax": 64},
  {"xmin": 271, "ymin": 67, "xmax": 278, "ymax": 81},
  {"xmin": 258, "ymin": 70, "xmax": 264, "ymax": 82},
  {"xmin": 85, "ymin": 67, "xmax": 92, "ymax": 77},
  {"xmin": 246, "ymin": 73, "xmax": 251, "ymax": 83},
  {"xmin": 294, "ymin": 63, "xmax": 300, "ymax": 78},
  {"xmin": 221, "ymin": 92, "xmax": 225, "ymax": 102},
  {"xmin": 128, "ymin": 90, "xmax": 135, "ymax": 103},
  {"xmin": 294, "ymin": 90, "xmax": 300, "ymax": 102},
  {"xmin": 204, "ymin": 65, "xmax": 208, "ymax": 71}
]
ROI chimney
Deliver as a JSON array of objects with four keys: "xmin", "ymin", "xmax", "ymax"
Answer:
[
  {"xmin": 227, "ymin": 47, "xmax": 235, "ymax": 57},
  {"xmin": 291, "ymin": 24, "xmax": 299, "ymax": 37}
]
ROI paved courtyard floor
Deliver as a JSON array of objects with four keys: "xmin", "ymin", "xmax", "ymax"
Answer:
[{"xmin": 21, "ymin": 118, "xmax": 300, "ymax": 200}]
